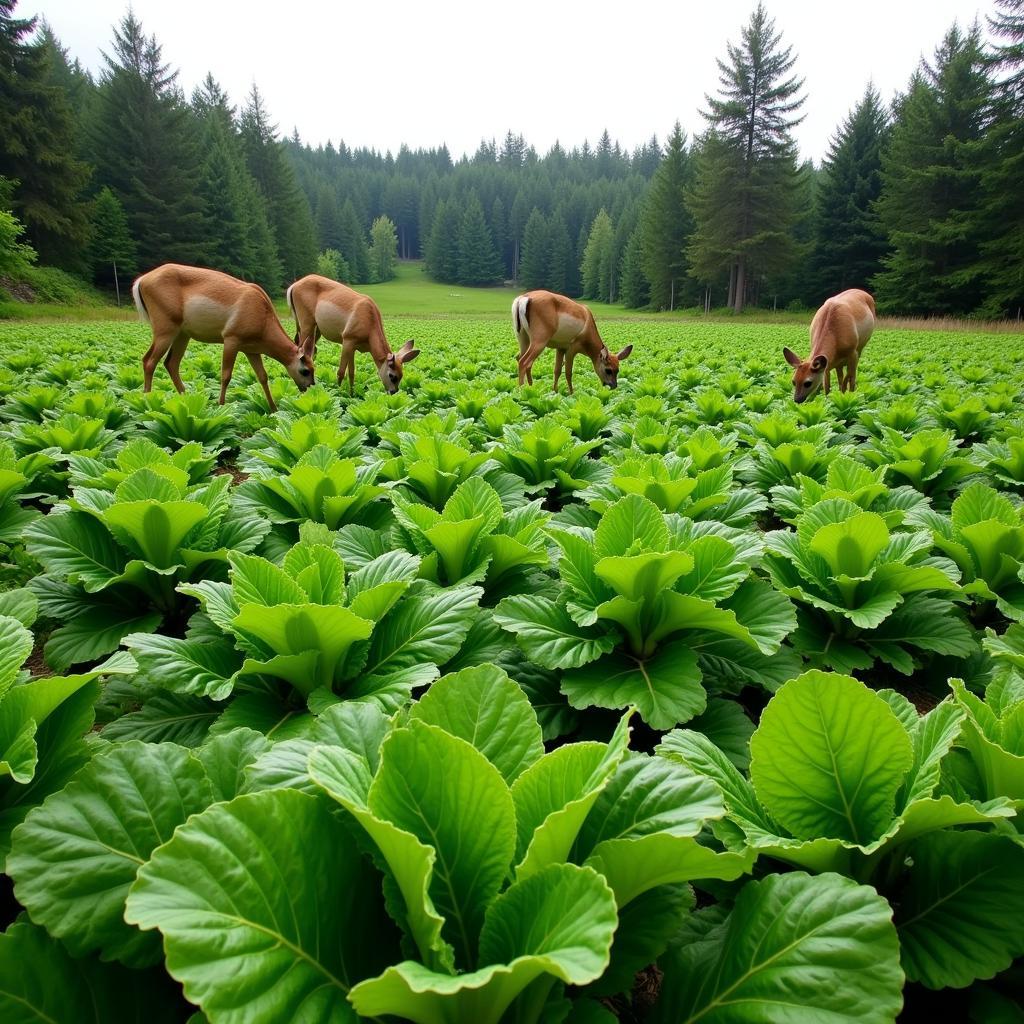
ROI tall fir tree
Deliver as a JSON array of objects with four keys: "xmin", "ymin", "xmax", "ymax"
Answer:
[
  {"xmin": 490, "ymin": 196, "xmax": 508, "ymax": 278},
  {"xmin": 545, "ymin": 212, "xmax": 573, "ymax": 295},
  {"xmin": 85, "ymin": 186, "xmax": 136, "ymax": 290},
  {"xmin": 424, "ymin": 200, "xmax": 460, "ymax": 283},
  {"xmin": 873, "ymin": 23, "xmax": 993, "ymax": 314},
  {"xmin": 0, "ymin": 1, "xmax": 89, "ymax": 268},
  {"xmin": 620, "ymin": 226, "xmax": 649, "ymax": 308},
  {"xmin": 315, "ymin": 186, "xmax": 344, "ymax": 253},
  {"xmin": 687, "ymin": 3, "xmax": 806, "ymax": 311},
  {"xmin": 581, "ymin": 209, "xmax": 615, "ymax": 302},
  {"xmin": 810, "ymin": 86, "xmax": 890, "ymax": 302},
  {"xmin": 518, "ymin": 208, "xmax": 550, "ymax": 290},
  {"xmin": 240, "ymin": 85, "xmax": 316, "ymax": 286},
  {"xmin": 456, "ymin": 194, "xmax": 502, "ymax": 285},
  {"xmin": 977, "ymin": 0, "xmax": 1024, "ymax": 315},
  {"xmin": 336, "ymin": 198, "xmax": 370, "ymax": 283},
  {"xmin": 89, "ymin": 11, "xmax": 210, "ymax": 270}
]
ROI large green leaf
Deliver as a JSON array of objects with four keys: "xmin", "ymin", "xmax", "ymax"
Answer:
[
  {"xmin": 895, "ymin": 831, "xmax": 1024, "ymax": 990},
  {"xmin": 369, "ymin": 720, "xmax": 515, "ymax": 969},
  {"xmin": 594, "ymin": 494, "xmax": 668, "ymax": 556},
  {"xmin": 493, "ymin": 595, "xmax": 618, "ymax": 670},
  {"xmin": 408, "ymin": 663, "xmax": 543, "ymax": 783},
  {"xmin": 44, "ymin": 599, "xmax": 162, "ymax": 673},
  {"xmin": 309, "ymin": 744, "xmax": 451, "ymax": 971},
  {"xmin": 750, "ymin": 671, "xmax": 914, "ymax": 844},
  {"xmin": 654, "ymin": 872, "xmax": 904, "ymax": 1024},
  {"xmin": 122, "ymin": 631, "xmax": 242, "ymax": 700},
  {"xmin": 25, "ymin": 510, "xmax": 127, "ymax": 592},
  {"xmin": 101, "ymin": 499, "xmax": 208, "ymax": 569},
  {"xmin": 511, "ymin": 713, "xmax": 631, "ymax": 880},
  {"xmin": 8, "ymin": 740, "xmax": 213, "ymax": 966},
  {"xmin": 126, "ymin": 789, "xmax": 401, "ymax": 1023},
  {"xmin": 349, "ymin": 864, "xmax": 618, "ymax": 1024},
  {"xmin": 560, "ymin": 641, "xmax": 705, "ymax": 729},
  {"xmin": 809, "ymin": 510, "xmax": 890, "ymax": 578},
  {"xmin": 0, "ymin": 919, "xmax": 185, "ymax": 1024},
  {"xmin": 0, "ymin": 615, "xmax": 32, "ymax": 698}
]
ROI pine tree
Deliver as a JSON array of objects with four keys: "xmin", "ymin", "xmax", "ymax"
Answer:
[
  {"xmin": 315, "ymin": 186, "xmax": 344, "ymax": 253},
  {"xmin": 810, "ymin": 86, "xmax": 889, "ymax": 301},
  {"xmin": 456, "ymin": 194, "xmax": 502, "ymax": 285},
  {"xmin": 977, "ymin": 0, "xmax": 1024, "ymax": 315},
  {"xmin": 490, "ymin": 196, "xmax": 508, "ymax": 278},
  {"xmin": 0, "ymin": 1, "xmax": 89, "ymax": 268},
  {"xmin": 424, "ymin": 200, "xmax": 460, "ymax": 283},
  {"xmin": 519, "ymin": 209, "xmax": 550, "ymax": 290},
  {"xmin": 368, "ymin": 215, "xmax": 398, "ymax": 282},
  {"xmin": 687, "ymin": 4, "xmax": 806, "ymax": 311},
  {"xmin": 337, "ymin": 199, "xmax": 370, "ymax": 282},
  {"xmin": 873, "ymin": 24, "xmax": 993, "ymax": 314},
  {"xmin": 545, "ymin": 212, "xmax": 573, "ymax": 295},
  {"xmin": 620, "ymin": 226, "xmax": 649, "ymax": 308},
  {"xmin": 89, "ymin": 11, "xmax": 210, "ymax": 269},
  {"xmin": 581, "ymin": 209, "xmax": 615, "ymax": 302},
  {"xmin": 85, "ymin": 187, "xmax": 137, "ymax": 289},
  {"xmin": 240, "ymin": 85, "xmax": 316, "ymax": 284}
]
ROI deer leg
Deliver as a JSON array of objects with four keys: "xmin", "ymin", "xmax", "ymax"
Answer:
[
  {"xmin": 823, "ymin": 369, "xmax": 831, "ymax": 396},
  {"xmin": 553, "ymin": 349, "xmax": 564, "ymax": 393},
  {"xmin": 517, "ymin": 338, "xmax": 547, "ymax": 387},
  {"xmin": 245, "ymin": 352, "xmax": 277, "ymax": 412},
  {"xmin": 835, "ymin": 364, "xmax": 847, "ymax": 392},
  {"xmin": 565, "ymin": 351, "xmax": 576, "ymax": 395},
  {"xmin": 162, "ymin": 333, "xmax": 190, "ymax": 394},
  {"xmin": 846, "ymin": 355, "xmax": 859, "ymax": 392},
  {"xmin": 142, "ymin": 327, "xmax": 178, "ymax": 393},
  {"xmin": 219, "ymin": 340, "xmax": 240, "ymax": 405}
]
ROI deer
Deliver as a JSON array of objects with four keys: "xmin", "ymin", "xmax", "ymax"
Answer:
[
  {"xmin": 286, "ymin": 275, "xmax": 419, "ymax": 395},
  {"xmin": 512, "ymin": 290, "xmax": 633, "ymax": 394},
  {"xmin": 132, "ymin": 264, "xmax": 315, "ymax": 412},
  {"xmin": 783, "ymin": 288, "xmax": 876, "ymax": 403}
]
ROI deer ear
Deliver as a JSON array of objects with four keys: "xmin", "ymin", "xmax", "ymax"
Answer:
[
  {"xmin": 811, "ymin": 355, "xmax": 828, "ymax": 372},
  {"xmin": 386, "ymin": 353, "xmax": 396, "ymax": 365},
  {"xmin": 300, "ymin": 336, "xmax": 315, "ymax": 358},
  {"xmin": 617, "ymin": 344, "xmax": 633, "ymax": 360},
  {"xmin": 599, "ymin": 346, "xmax": 610, "ymax": 362},
  {"xmin": 401, "ymin": 348, "xmax": 420, "ymax": 363},
  {"xmin": 399, "ymin": 338, "xmax": 416, "ymax": 354},
  {"xmin": 783, "ymin": 347, "xmax": 801, "ymax": 367}
]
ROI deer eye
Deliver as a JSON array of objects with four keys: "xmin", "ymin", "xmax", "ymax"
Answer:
[{"xmin": 803, "ymin": 380, "xmax": 811, "ymax": 387}]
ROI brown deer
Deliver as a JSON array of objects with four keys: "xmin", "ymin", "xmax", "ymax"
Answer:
[
  {"xmin": 512, "ymin": 291, "xmax": 632, "ymax": 394},
  {"xmin": 784, "ymin": 289, "xmax": 876, "ymax": 403},
  {"xmin": 286, "ymin": 275, "xmax": 419, "ymax": 395},
  {"xmin": 132, "ymin": 264, "xmax": 315, "ymax": 411}
]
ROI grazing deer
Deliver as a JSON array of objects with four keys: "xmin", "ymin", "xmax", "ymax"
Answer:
[
  {"xmin": 512, "ymin": 290, "xmax": 632, "ymax": 394},
  {"xmin": 132, "ymin": 264, "xmax": 315, "ymax": 411},
  {"xmin": 783, "ymin": 289, "xmax": 876, "ymax": 403},
  {"xmin": 286, "ymin": 275, "xmax": 419, "ymax": 395}
]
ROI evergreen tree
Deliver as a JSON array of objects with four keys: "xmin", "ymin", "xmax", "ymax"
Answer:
[
  {"xmin": 195, "ymin": 110, "xmax": 250, "ymax": 279},
  {"xmin": 977, "ymin": 0, "xmax": 1024, "ymax": 315},
  {"xmin": 368, "ymin": 215, "xmax": 399, "ymax": 282},
  {"xmin": 545, "ymin": 212, "xmax": 573, "ymax": 295},
  {"xmin": 620, "ymin": 226, "xmax": 649, "ymax": 308},
  {"xmin": 581, "ymin": 209, "xmax": 615, "ymax": 302},
  {"xmin": 509, "ymin": 190, "xmax": 531, "ymax": 280},
  {"xmin": 315, "ymin": 185, "xmax": 344, "ymax": 253},
  {"xmin": 456, "ymin": 194, "xmax": 502, "ymax": 285},
  {"xmin": 873, "ymin": 24, "xmax": 993, "ymax": 314},
  {"xmin": 89, "ymin": 11, "xmax": 209, "ymax": 269},
  {"xmin": 0, "ymin": 0, "xmax": 89, "ymax": 268},
  {"xmin": 640, "ymin": 124, "xmax": 693, "ymax": 309},
  {"xmin": 519, "ymin": 208, "xmax": 550, "ymax": 290},
  {"xmin": 424, "ymin": 200, "xmax": 460, "ymax": 283},
  {"xmin": 490, "ymin": 196, "xmax": 508, "ymax": 278},
  {"xmin": 85, "ymin": 187, "xmax": 136, "ymax": 289},
  {"xmin": 337, "ymin": 198, "xmax": 370, "ymax": 282},
  {"xmin": 687, "ymin": 4, "xmax": 806, "ymax": 311},
  {"xmin": 810, "ymin": 86, "xmax": 889, "ymax": 301},
  {"xmin": 240, "ymin": 85, "xmax": 316, "ymax": 284}
]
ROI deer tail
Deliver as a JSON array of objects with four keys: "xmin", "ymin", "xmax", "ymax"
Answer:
[{"xmin": 132, "ymin": 278, "xmax": 150, "ymax": 323}]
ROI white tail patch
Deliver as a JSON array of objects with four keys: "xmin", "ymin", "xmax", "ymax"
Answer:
[
  {"xmin": 132, "ymin": 279, "xmax": 149, "ymax": 323},
  {"xmin": 512, "ymin": 296, "xmax": 530, "ymax": 337}
]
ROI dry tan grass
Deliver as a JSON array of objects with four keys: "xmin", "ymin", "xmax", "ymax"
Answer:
[{"xmin": 878, "ymin": 314, "xmax": 1024, "ymax": 334}]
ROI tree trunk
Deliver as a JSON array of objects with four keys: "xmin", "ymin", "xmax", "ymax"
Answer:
[
  {"xmin": 733, "ymin": 258, "xmax": 746, "ymax": 314},
  {"xmin": 727, "ymin": 263, "xmax": 736, "ymax": 309}
]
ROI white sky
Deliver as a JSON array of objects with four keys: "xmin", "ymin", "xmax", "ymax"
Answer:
[{"xmin": 33, "ymin": 0, "xmax": 987, "ymax": 165}]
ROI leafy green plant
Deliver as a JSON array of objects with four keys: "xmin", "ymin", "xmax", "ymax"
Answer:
[
  {"xmin": 662, "ymin": 670, "xmax": 1024, "ymax": 991},
  {"xmin": 489, "ymin": 419, "xmax": 603, "ymax": 497},
  {"xmin": 763, "ymin": 497, "xmax": 973, "ymax": 673},
  {"xmin": 496, "ymin": 495, "xmax": 796, "ymax": 727},
  {"xmin": 141, "ymin": 392, "xmax": 237, "ymax": 451},
  {"xmin": 975, "ymin": 435, "xmax": 1024, "ymax": 489},
  {"xmin": 238, "ymin": 414, "xmax": 365, "ymax": 473},
  {"xmin": 860, "ymin": 427, "xmax": 980, "ymax": 503},
  {"xmin": 911, "ymin": 483, "xmax": 1024, "ymax": 620},
  {"xmin": 392, "ymin": 477, "xmax": 550, "ymax": 596},
  {"xmin": 25, "ymin": 466, "xmax": 269, "ymax": 669}
]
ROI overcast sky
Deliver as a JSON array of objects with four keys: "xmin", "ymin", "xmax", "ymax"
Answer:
[{"xmin": 32, "ymin": 0, "xmax": 987, "ymax": 164}]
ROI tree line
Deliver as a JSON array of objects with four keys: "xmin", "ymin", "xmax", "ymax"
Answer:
[{"xmin": 1, "ymin": 0, "xmax": 1022, "ymax": 316}]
